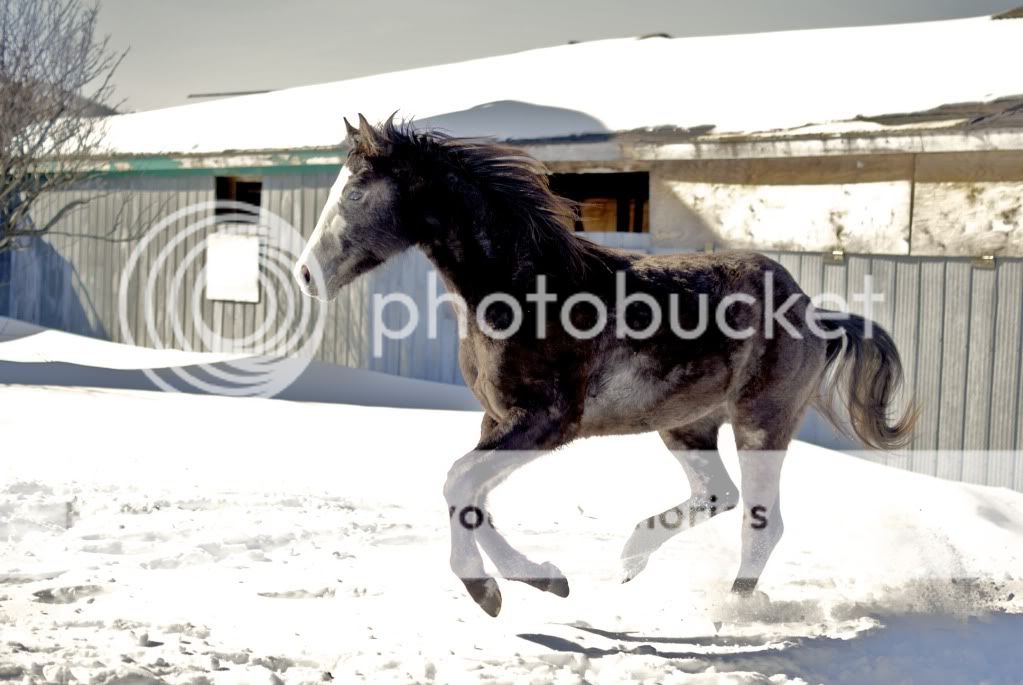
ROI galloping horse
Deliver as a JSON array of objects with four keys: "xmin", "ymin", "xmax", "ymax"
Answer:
[{"xmin": 294, "ymin": 115, "xmax": 915, "ymax": 617}]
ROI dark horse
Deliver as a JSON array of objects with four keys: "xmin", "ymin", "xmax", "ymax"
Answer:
[{"xmin": 294, "ymin": 115, "xmax": 916, "ymax": 617}]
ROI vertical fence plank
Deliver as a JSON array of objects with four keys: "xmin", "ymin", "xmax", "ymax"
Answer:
[
  {"xmin": 890, "ymin": 259, "xmax": 921, "ymax": 459},
  {"xmin": 986, "ymin": 262, "xmax": 1022, "ymax": 488},
  {"xmin": 182, "ymin": 179, "xmax": 201, "ymax": 351},
  {"xmin": 168, "ymin": 178, "xmax": 188, "ymax": 351},
  {"xmin": 962, "ymin": 267, "xmax": 997, "ymax": 483},
  {"xmin": 822, "ymin": 259, "xmax": 847, "ymax": 310},
  {"xmin": 130, "ymin": 180, "xmax": 148, "ymax": 347},
  {"xmin": 913, "ymin": 261, "xmax": 944, "ymax": 472},
  {"xmin": 844, "ymin": 256, "xmax": 870, "ymax": 319},
  {"xmin": 798, "ymin": 253, "xmax": 824, "ymax": 299},
  {"xmin": 936, "ymin": 261, "xmax": 972, "ymax": 479},
  {"xmin": 776, "ymin": 252, "xmax": 802, "ymax": 284},
  {"xmin": 867, "ymin": 256, "xmax": 896, "ymax": 334}
]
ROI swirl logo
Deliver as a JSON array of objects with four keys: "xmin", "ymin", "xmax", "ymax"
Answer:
[{"xmin": 117, "ymin": 201, "xmax": 326, "ymax": 398}]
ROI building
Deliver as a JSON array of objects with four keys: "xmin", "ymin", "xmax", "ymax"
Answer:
[{"xmin": 2, "ymin": 12, "xmax": 1022, "ymax": 482}]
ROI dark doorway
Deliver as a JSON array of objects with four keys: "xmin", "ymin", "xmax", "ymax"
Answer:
[
  {"xmin": 215, "ymin": 176, "xmax": 262, "ymax": 222},
  {"xmin": 549, "ymin": 172, "xmax": 649, "ymax": 233}
]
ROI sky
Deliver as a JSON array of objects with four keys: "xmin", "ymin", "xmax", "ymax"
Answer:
[{"xmin": 97, "ymin": 0, "xmax": 1014, "ymax": 112}]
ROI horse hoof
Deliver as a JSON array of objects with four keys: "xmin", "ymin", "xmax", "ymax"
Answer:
[
  {"xmin": 539, "ymin": 561, "xmax": 570, "ymax": 597},
  {"xmin": 730, "ymin": 577, "xmax": 758, "ymax": 596},
  {"xmin": 518, "ymin": 562, "xmax": 570, "ymax": 597},
  {"xmin": 463, "ymin": 577, "xmax": 502, "ymax": 617},
  {"xmin": 620, "ymin": 554, "xmax": 649, "ymax": 584},
  {"xmin": 545, "ymin": 575, "xmax": 571, "ymax": 598}
]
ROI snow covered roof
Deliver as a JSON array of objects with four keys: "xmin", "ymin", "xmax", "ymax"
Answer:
[{"xmin": 98, "ymin": 14, "xmax": 1023, "ymax": 157}]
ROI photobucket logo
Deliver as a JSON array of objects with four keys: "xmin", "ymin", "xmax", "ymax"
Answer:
[
  {"xmin": 371, "ymin": 271, "xmax": 884, "ymax": 356},
  {"xmin": 117, "ymin": 201, "xmax": 326, "ymax": 398}
]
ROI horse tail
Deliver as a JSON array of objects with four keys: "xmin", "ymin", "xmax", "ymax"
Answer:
[{"xmin": 813, "ymin": 312, "xmax": 918, "ymax": 450}]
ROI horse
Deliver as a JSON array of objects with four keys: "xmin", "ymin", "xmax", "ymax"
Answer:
[{"xmin": 293, "ymin": 114, "xmax": 916, "ymax": 617}]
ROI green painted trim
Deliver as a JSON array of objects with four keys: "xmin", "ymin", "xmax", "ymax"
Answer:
[
  {"xmin": 97, "ymin": 164, "xmax": 344, "ymax": 178},
  {"xmin": 76, "ymin": 148, "xmax": 348, "ymax": 177}
]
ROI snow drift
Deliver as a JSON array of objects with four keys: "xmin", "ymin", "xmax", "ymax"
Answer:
[{"xmin": 1, "ymin": 383, "xmax": 1021, "ymax": 684}]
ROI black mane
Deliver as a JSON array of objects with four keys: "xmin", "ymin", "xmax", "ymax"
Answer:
[{"xmin": 350, "ymin": 119, "xmax": 603, "ymax": 276}]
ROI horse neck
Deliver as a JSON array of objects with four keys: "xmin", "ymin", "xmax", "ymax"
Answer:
[
  {"xmin": 418, "ymin": 224, "xmax": 531, "ymax": 306},
  {"xmin": 418, "ymin": 202, "xmax": 567, "ymax": 305}
]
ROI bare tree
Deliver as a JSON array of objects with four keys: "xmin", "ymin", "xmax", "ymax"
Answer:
[{"xmin": 0, "ymin": 0, "xmax": 124, "ymax": 252}]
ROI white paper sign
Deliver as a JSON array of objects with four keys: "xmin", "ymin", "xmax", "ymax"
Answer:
[{"xmin": 205, "ymin": 232, "xmax": 260, "ymax": 303}]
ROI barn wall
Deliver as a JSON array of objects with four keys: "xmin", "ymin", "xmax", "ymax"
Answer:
[
  {"xmin": 911, "ymin": 151, "xmax": 1023, "ymax": 257},
  {"xmin": 4, "ymin": 176, "xmax": 215, "ymax": 340},
  {"xmin": 7, "ymin": 172, "xmax": 466, "ymax": 385},
  {"xmin": 650, "ymin": 156, "xmax": 914, "ymax": 253},
  {"xmin": 6, "ymin": 172, "xmax": 1022, "ymax": 490},
  {"xmin": 751, "ymin": 248, "xmax": 1023, "ymax": 491},
  {"xmin": 651, "ymin": 151, "xmax": 1023, "ymax": 257}
]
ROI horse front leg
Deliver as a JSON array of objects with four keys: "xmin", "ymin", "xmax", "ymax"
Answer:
[
  {"xmin": 470, "ymin": 414, "xmax": 571, "ymax": 597},
  {"xmin": 442, "ymin": 409, "xmax": 567, "ymax": 616},
  {"xmin": 443, "ymin": 449, "xmax": 505, "ymax": 616}
]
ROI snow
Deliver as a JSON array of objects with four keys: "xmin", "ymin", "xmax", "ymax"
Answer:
[
  {"xmin": 0, "ymin": 316, "xmax": 479, "ymax": 411},
  {"xmin": 2, "ymin": 382, "xmax": 1022, "ymax": 684},
  {"xmin": 96, "ymin": 15, "xmax": 1023, "ymax": 156},
  {"xmin": 0, "ymin": 317, "xmax": 244, "ymax": 369}
]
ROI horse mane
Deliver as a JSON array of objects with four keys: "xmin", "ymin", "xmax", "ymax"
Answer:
[{"xmin": 355, "ymin": 118, "xmax": 602, "ymax": 276}]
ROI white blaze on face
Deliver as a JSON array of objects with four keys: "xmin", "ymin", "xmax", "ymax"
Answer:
[{"xmin": 294, "ymin": 166, "xmax": 352, "ymax": 297}]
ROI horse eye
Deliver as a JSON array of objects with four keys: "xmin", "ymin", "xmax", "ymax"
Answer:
[{"xmin": 347, "ymin": 189, "xmax": 363, "ymax": 202}]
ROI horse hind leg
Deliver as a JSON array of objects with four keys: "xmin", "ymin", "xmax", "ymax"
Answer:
[
  {"xmin": 620, "ymin": 415, "xmax": 739, "ymax": 583},
  {"xmin": 730, "ymin": 421, "xmax": 791, "ymax": 596},
  {"xmin": 475, "ymin": 514, "xmax": 570, "ymax": 598}
]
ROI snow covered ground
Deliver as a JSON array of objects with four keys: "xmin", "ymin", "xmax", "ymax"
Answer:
[{"xmin": 2, "ymin": 382, "xmax": 1022, "ymax": 685}]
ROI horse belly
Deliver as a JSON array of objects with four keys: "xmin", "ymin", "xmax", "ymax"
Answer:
[{"xmin": 579, "ymin": 359, "xmax": 717, "ymax": 436}]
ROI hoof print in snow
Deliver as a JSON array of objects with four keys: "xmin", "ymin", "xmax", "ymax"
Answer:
[
  {"xmin": 210, "ymin": 651, "xmax": 249, "ymax": 666},
  {"xmin": 103, "ymin": 672, "xmax": 170, "ymax": 685},
  {"xmin": 33, "ymin": 584, "xmax": 103, "ymax": 604},
  {"xmin": 252, "ymin": 656, "xmax": 294, "ymax": 673},
  {"xmin": 0, "ymin": 664, "xmax": 25, "ymax": 681},
  {"xmin": 257, "ymin": 587, "xmax": 335, "ymax": 599},
  {"xmin": 42, "ymin": 664, "xmax": 79, "ymax": 684},
  {"xmin": 137, "ymin": 632, "xmax": 164, "ymax": 648}
]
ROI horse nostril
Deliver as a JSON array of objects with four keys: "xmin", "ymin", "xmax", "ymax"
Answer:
[{"xmin": 301, "ymin": 265, "xmax": 311, "ymax": 285}]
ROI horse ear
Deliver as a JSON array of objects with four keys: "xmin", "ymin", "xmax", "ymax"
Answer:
[
  {"xmin": 355, "ymin": 113, "xmax": 387, "ymax": 156},
  {"xmin": 343, "ymin": 116, "xmax": 358, "ymax": 140}
]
